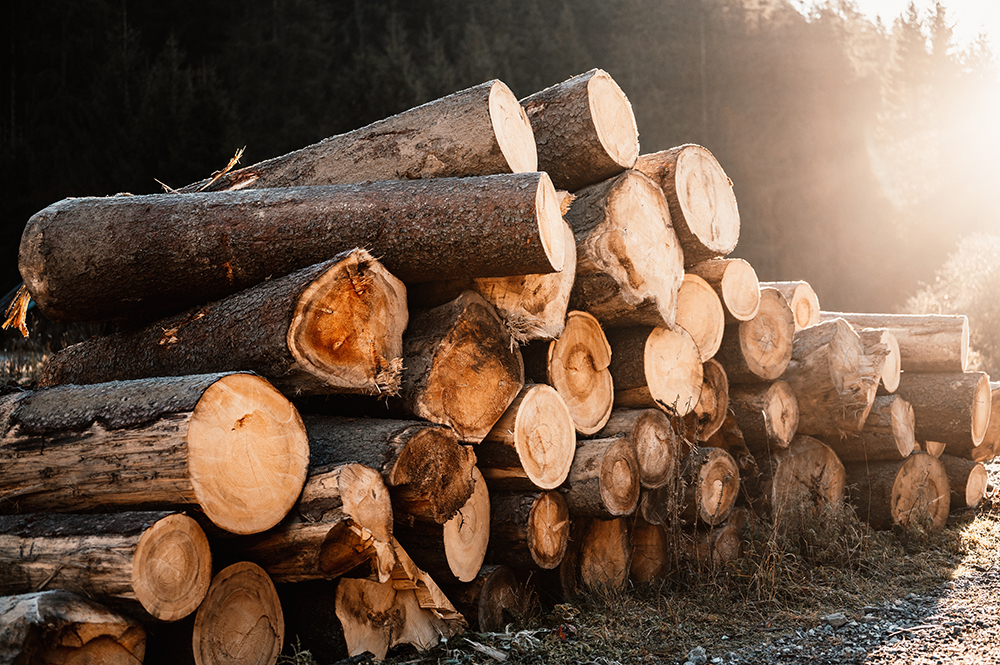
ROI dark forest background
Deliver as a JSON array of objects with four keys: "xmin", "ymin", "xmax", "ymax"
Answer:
[{"xmin": 3, "ymin": 0, "xmax": 1000, "ymax": 343}]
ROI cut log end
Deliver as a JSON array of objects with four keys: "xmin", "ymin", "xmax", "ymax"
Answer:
[
  {"xmin": 676, "ymin": 273, "xmax": 725, "ymax": 362},
  {"xmin": 627, "ymin": 409, "xmax": 680, "ymax": 489},
  {"xmin": 443, "ymin": 467, "xmax": 491, "ymax": 582},
  {"xmin": 549, "ymin": 311, "xmax": 614, "ymax": 435},
  {"xmin": 588, "ymin": 70, "xmax": 640, "ymax": 169},
  {"xmin": 889, "ymin": 397, "xmax": 917, "ymax": 458},
  {"xmin": 690, "ymin": 358, "xmax": 730, "ymax": 442},
  {"xmin": 770, "ymin": 436, "xmax": 845, "ymax": 531},
  {"xmin": 193, "ymin": 562, "xmax": 284, "ymax": 665},
  {"xmin": 973, "ymin": 372, "xmax": 992, "ymax": 447},
  {"xmin": 186, "ymin": 373, "xmax": 310, "ymax": 535},
  {"xmin": 645, "ymin": 326, "xmax": 703, "ymax": 416},
  {"xmin": 892, "ymin": 454, "xmax": 950, "ymax": 532},
  {"xmin": 673, "ymin": 146, "xmax": 741, "ymax": 259},
  {"xmin": 512, "ymin": 384, "xmax": 577, "ymax": 490},
  {"xmin": 602, "ymin": 437, "xmax": 642, "ymax": 516},
  {"xmin": 528, "ymin": 491, "xmax": 571, "ymax": 569},
  {"xmin": 334, "ymin": 463, "xmax": 395, "ymax": 543},
  {"xmin": 132, "ymin": 513, "xmax": 213, "ymax": 622},
  {"xmin": 740, "ymin": 288, "xmax": 795, "ymax": 380},
  {"xmin": 489, "ymin": 79, "xmax": 539, "ymax": 174},
  {"xmin": 287, "ymin": 249, "xmax": 408, "ymax": 395},
  {"xmin": 688, "ymin": 258, "xmax": 759, "ymax": 322},
  {"xmin": 688, "ymin": 447, "xmax": 740, "ymax": 526},
  {"xmin": 768, "ymin": 380, "xmax": 799, "ymax": 447},
  {"xmin": 535, "ymin": 172, "xmax": 567, "ymax": 274}
]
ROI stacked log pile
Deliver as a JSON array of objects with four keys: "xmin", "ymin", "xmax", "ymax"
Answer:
[{"xmin": 2, "ymin": 68, "xmax": 992, "ymax": 664}]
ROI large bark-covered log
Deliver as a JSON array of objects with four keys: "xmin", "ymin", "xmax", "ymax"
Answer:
[
  {"xmin": 439, "ymin": 565, "xmax": 529, "ymax": 633},
  {"xmin": 940, "ymin": 454, "xmax": 987, "ymax": 510},
  {"xmin": 565, "ymin": 170, "xmax": 684, "ymax": 328},
  {"xmin": 301, "ymin": 415, "xmax": 476, "ymax": 525},
  {"xmin": 22, "ymin": 174, "xmax": 565, "ymax": 324},
  {"xmin": 894, "ymin": 371, "xmax": 991, "ymax": 457},
  {"xmin": 192, "ymin": 562, "xmax": 284, "ymax": 665},
  {"xmin": 675, "ymin": 273, "xmax": 726, "ymax": 362},
  {"xmin": 477, "ymin": 384, "xmax": 576, "ymax": 491},
  {"xmin": 818, "ymin": 312, "xmax": 969, "ymax": 373},
  {"xmin": 779, "ymin": 318, "xmax": 881, "ymax": 437},
  {"xmin": 563, "ymin": 436, "xmax": 641, "ymax": 518},
  {"xmin": 727, "ymin": 380, "xmax": 798, "ymax": 453},
  {"xmin": 715, "ymin": 287, "xmax": 794, "ymax": 382},
  {"xmin": 759, "ymin": 435, "xmax": 845, "ymax": 533},
  {"xmin": 0, "ymin": 373, "xmax": 309, "ymax": 535},
  {"xmin": 0, "ymin": 512, "xmax": 212, "ymax": 623},
  {"xmin": 857, "ymin": 328, "xmax": 901, "ymax": 394},
  {"xmin": 845, "ymin": 453, "xmax": 950, "ymax": 532},
  {"xmin": 394, "ymin": 467, "xmax": 490, "ymax": 584},
  {"xmin": 607, "ymin": 326, "xmax": 703, "ymax": 417},
  {"xmin": 684, "ymin": 358, "xmax": 730, "ymax": 442},
  {"xmin": 679, "ymin": 447, "xmax": 740, "ymax": 526},
  {"xmin": 0, "ymin": 590, "xmax": 146, "ymax": 665},
  {"xmin": 634, "ymin": 145, "xmax": 741, "ymax": 266},
  {"xmin": 487, "ymin": 490, "xmax": 570, "ymax": 570},
  {"xmin": 520, "ymin": 69, "xmax": 639, "ymax": 192},
  {"xmin": 402, "ymin": 291, "xmax": 524, "ymax": 443},
  {"xmin": 821, "ymin": 395, "xmax": 915, "ymax": 462},
  {"xmin": 687, "ymin": 258, "xmax": 760, "ymax": 322},
  {"xmin": 39, "ymin": 250, "xmax": 407, "ymax": 396},
  {"xmin": 182, "ymin": 79, "xmax": 537, "ymax": 192},
  {"xmin": 760, "ymin": 281, "xmax": 820, "ymax": 332},
  {"xmin": 596, "ymin": 409, "xmax": 680, "ymax": 490},
  {"xmin": 522, "ymin": 310, "xmax": 614, "ymax": 436},
  {"xmin": 578, "ymin": 517, "xmax": 633, "ymax": 591}
]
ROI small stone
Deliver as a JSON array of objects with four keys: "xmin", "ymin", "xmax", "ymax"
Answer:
[
  {"xmin": 823, "ymin": 612, "xmax": 848, "ymax": 629},
  {"xmin": 687, "ymin": 646, "xmax": 708, "ymax": 665},
  {"xmin": 711, "ymin": 658, "xmax": 724, "ymax": 664}
]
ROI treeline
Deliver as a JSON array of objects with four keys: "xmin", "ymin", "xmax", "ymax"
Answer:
[{"xmin": 2, "ymin": 0, "xmax": 998, "ymax": 314}]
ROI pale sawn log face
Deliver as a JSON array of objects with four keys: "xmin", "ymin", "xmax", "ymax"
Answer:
[
  {"xmin": 441, "ymin": 467, "xmax": 490, "ymax": 582},
  {"xmin": 687, "ymin": 259, "xmax": 760, "ymax": 323},
  {"xmin": 761, "ymin": 280, "xmax": 820, "ymax": 332},
  {"xmin": 682, "ymin": 447, "xmax": 740, "ymax": 526},
  {"xmin": 543, "ymin": 310, "xmax": 614, "ymax": 435},
  {"xmin": 578, "ymin": 517, "xmax": 633, "ymax": 591},
  {"xmin": 676, "ymin": 273, "xmax": 726, "ymax": 363}
]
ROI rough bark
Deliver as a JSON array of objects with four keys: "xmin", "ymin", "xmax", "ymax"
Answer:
[
  {"xmin": 181, "ymin": 79, "xmax": 537, "ymax": 191},
  {"xmin": 563, "ymin": 436, "xmax": 641, "ymax": 518},
  {"xmin": 687, "ymin": 258, "xmax": 760, "ymax": 322},
  {"xmin": 675, "ymin": 273, "xmax": 726, "ymax": 362},
  {"xmin": 401, "ymin": 291, "xmax": 524, "ymax": 443},
  {"xmin": 818, "ymin": 312, "xmax": 969, "ymax": 373},
  {"xmin": 607, "ymin": 326, "xmax": 703, "ymax": 417},
  {"xmin": 522, "ymin": 310, "xmax": 614, "ymax": 436},
  {"xmin": 634, "ymin": 145, "xmax": 741, "ymax": 266},
  {"xmin": 566, "ymin": 170, "xmax": 684, "ymax": 328},
  {"xmin": 487, "ymin": 490, "xmax": 570, "ymax": 570},
  {"xmin": 0, "ymin": 373, "xmax": 309, "ymax": 535},
  {"xmin": 0, "ymin": 590, "xmax": 146, "ymax": 665},
  {"xmin": 727, "ymin": 380, "xmax": 799, "ymax": 454},
  {"xmin": 715, "ymin": 288, "xmax": 795, "ymax": 382},
  {"xmin": 894, "ymin": 371, "xmax": 991, "ymax": 457},
  {"xmin": 39, "ymin": 250, "xmax": 407, "ymax": 396},
  {"xmin": 22, "ymin": 174, "xmax": 565, "ymax": 324},
  {"xmin": 596, "ymin": 408, "xmax": 680, "ymax": 490},
  {"xmin": 760, "ymin": 281, "xmax": 820, "ymax": 332},
  {"xmin": 520, "ymin": 69, "xmax": 639, "ymax": 192},
  {"xmin": 821, "ymin": 395, "xmax": 915, "ymax": 462},
  {"xmin": 844, "ymin": 453, "xmax": 950, "ymax": 532},
  {"xmin": 0, "ymin": 512, "xmax": 211, "ymax": 623},
  {"xmin": 940, "ymin": 454, "xmax": 987, "ymax": 510}
]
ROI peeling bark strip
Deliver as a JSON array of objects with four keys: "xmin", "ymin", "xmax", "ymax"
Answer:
[
  {"xmin": 38, "ymin": 250, "xmax": 407, "ymax": 396},
  {"xmin": 0, "ymin": 590, "xmax": 146, "ymax": 665},
  {"xmin": 0, "ymin": 512, "xmax": 212, "ymax": 622},
  {"xmin": 0, "ymin": 373, "xmax": 310, "ymax": 535},
  {"xmin": 20, "ymin": 173, "xmax": 565, "ymax": 324},
  {"xmin": 181, "ymin": 79, "xmax": 537, "ymax": 192},
  {"xmin": 520, "ymin": 68, "xmax": 639, "ymax": 192}
]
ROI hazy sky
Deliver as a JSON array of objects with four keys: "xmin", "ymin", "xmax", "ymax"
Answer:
[{"xmin": 849, "ymin": 0, "xmax": 1000, "ymax": 48}]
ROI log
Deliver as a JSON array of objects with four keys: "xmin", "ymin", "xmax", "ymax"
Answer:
[
  {"xmin": 675, "ymin": 273, "xmax": 725, "ymax": 362},
  {"xmin": 939, "ymin": 454, "xmax": 987, "ymax": 510},
  {"xmin": 727, "ymin": 380, "xmax": 798, "ymax": 453},
  {"xmin": 477, "ymin": 384, "xmax": 576, "ymax": 491},
  {"xmin": 406, "ymin": 219, "xmax": 578, "ymax": 344},
  {"xmin": 714, "ymin": 287, "xmax": 794, "ymax": 382},
  {"xmin": 679, "ymin": 446, "xmax": 740, "ymax": 526},
  {"xmin": 818, "ymin": 312, "xmax": 969, "ymax": 373},
  {"xmin": 0, "ymin": 512, "xmax": 211, "ymax": 623},
  {"xmin": 779, "ymin": 318, "xmax": 880, "ymax": 437},
  {"xmin": 563, "ymin": 436, "xmax": 641, "ymax": 518},
  {"xmin": 682, "ymin": 517, "xmax": 745, "ymax": 569},
  {"xmin": 578, "ymin": 517, "xmax": 633, "ymax": 591},
  {"xmin": 704, "ymin": 413, "xmax": 767, "ymax": 511},
  {"xmin": 759, "ymin": 435, "xmax": 845, "ymax": 533},
  {"xmin": 607, "ymin": 326, "xmax": 703, "ymax": 417},
  {"xmin": 38, "ymin": 250, "xmax": 408, "ymax": 396},
  {"xmin": 520, "ymin": 69, "xmax": 639, "ymax": 192},
  {"xmin": 191, "ymin": 562, "xmax": 283, "ymax": 665},
  {"xmin": 924, "ymin": 440, "xmax": 948, "ymax": 458},
  {"xmin": 760, "ymin": 280, "xmax": 820, "ymax": 332},
  {"xmin": 522, "ymin": 310, "xmax": 614, "ymax": 436},
  {"xmin": 240, "ymin": 463, "xmax": 396, "ymax": 584},
  {"xmin": 487, "ymin": 490, "xmax": 570, "ymax": 570},
  {"xmin": 565, "ymin": 169, "xmax": 684, "ymax": 328},
  {"xmin": 439, "ymin": 565, "xmax": 528, "ymax": 633},
  {"xmin": 401, "ymin": 291, "xmax": 524, "ymax": 443},
  {"xmin": 394, "ymin": 467, "xmax": 490, "ymax": 584},
  {"xmin": 634, "ymin": 145, "xmax": 741, "ymax": 266},
  {"xmin": 0, "ymin": 373, "xmax": 309, "ymax": 535},
  {"xmin": 0, "ymin": 590, "xmax": 146, "ymax": 665},
  {"xmin": 630, "ymin": 517, "xmax": 669, "ymax": 583},
  {"xmin": 893, "ymin": 371, "xmax": 991, "ymax": 456},
  {"xmin": 596, "ymin": 409, "xmax": 680, "ymax": 490},
  {"xmin": 182, "ymin": 79, "xmax": 537, "ymax": 191},
  {"xmin": 301, "ymin": 415, "xmax": 476, "ymax": 525},
  {"xmin": 845, "ymin": 453, "xmax": 950, "ymax": 532},
  {"xmin": 821, "ymin": 395, "xmax": 915, "ymax": 462},
  {"xmin": 972, "ymin": 382, "xmax": 1000, "ymax": 463},
  {"xmin": 687, "ymin": 258, "xmax": 760, "ymax": 322},
  {"xmin": 684, "ymin": 358, "xmax": 730, "ymax": 442},
  {"xmin": 22, "ymin": 173, "xmax": 566, "ymax": 324},
  {"xmin": 857, "ymin": 328, "xmax": 901, "ymax": 394}
]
